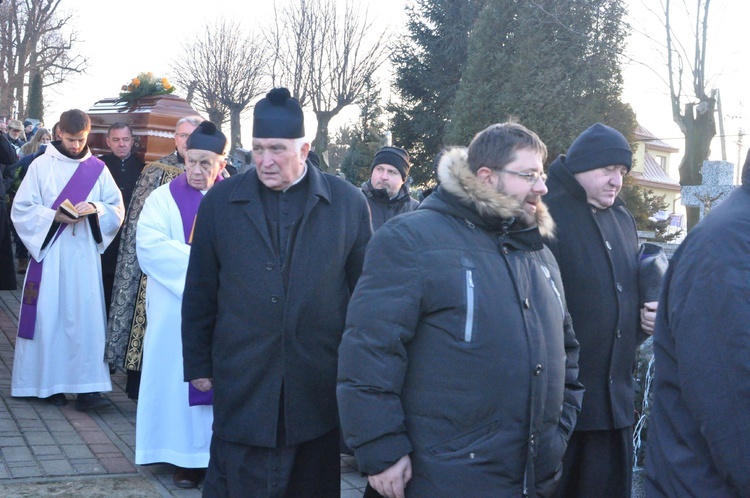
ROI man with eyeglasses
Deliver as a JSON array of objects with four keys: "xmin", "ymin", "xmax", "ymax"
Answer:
[
  {"xmin": 338, "ymin": 122, "xmax": 583, "ymax": 497},
  {"xmin": 105, "ymin": 116, "xmax": 203, "ymax": 399},
  {"xmin": 544, "ymin": 123, "xmax": 658, "ymax": 498}
]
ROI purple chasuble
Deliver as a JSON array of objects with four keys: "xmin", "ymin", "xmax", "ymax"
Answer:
[
  {"xmin": 18, "ymin": 157, "xmax": 105, "ymax": 340},
  {"xmin": 169, "ymin": 172, "xmax": 222, "ymax": 406}
]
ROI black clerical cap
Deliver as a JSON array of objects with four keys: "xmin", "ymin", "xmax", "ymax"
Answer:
[
  {"xmin": 186, "ymin": 121, "xmax": 228, "ymax": 154},
  {"xmin": 253, "ymin": 88, "xmax": 305, "ymax": 139}
]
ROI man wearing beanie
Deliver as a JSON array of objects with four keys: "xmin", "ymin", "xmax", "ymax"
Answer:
[
  {"xmin": 133, "ymin": 121, "xmax": 227, "ymax": 489},
  {"xmin": 362, "ymin": 146, "xmax": 418, "ymax": 230},
  {"xmin": 544, "ymin": 123, "xmax": 658, "ymax": 498},
  {"xmin": 106, "ymin": 115, "xmax": 204, "ymax": 401},
  {"xmin": 182, "ymin": 88, "xmax": 372, "ymax": 496}
]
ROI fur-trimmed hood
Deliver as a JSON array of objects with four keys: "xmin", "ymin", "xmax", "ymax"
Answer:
[{"xmin": 434, "ymin": 147, "xmax": 555, "ymax": 237}]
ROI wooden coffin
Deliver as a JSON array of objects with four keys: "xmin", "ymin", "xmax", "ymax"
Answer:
[{"xmin": 87, "ymin": 95, "xmax": 200, "ymax": 163}]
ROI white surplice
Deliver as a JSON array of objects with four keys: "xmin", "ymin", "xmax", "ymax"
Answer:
[
  {"xmin": 10, "ymin": 145, "xmax": 124, "ymax": 398},
  {"xmin": 134, "ymin": 182, "xmax": 212, "ymax": 467}
]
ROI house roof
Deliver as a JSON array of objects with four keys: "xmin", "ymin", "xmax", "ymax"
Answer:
[
  {"xmin": 631, "ymin": 152, "xmax": 681, "ymax": 191},
  {"xmin": 634, "ymin": 125, "xmax": 680, "ymax": 152}
]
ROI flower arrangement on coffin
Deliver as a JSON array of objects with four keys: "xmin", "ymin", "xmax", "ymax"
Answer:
[{"xmin": 118, "ymin": 72, "xmax": 175, "ymax": 102}]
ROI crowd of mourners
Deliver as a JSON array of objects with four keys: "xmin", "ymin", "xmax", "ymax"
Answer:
[{"xmin": 3, "ymin": 88, "xmax": 748, "ymax": 498}]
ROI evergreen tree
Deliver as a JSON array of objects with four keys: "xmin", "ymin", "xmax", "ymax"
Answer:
[
  {"xmin": 27, "ymin": 73, "xmax": 44, "ymax": 121},
  {"xmin": 619, "ymin": 175, "xmax": 681, "ymax": 243},
  {"xmin": 389, "ymin": 0, "xmax": 486, "ymax": 186},
  {"xmin": 339, "ymin": 79, "xmax": 388, "ymax": 187},
  {"xmin": 448, "ymin": 0, "xmax": 637, "ymax": 162}
]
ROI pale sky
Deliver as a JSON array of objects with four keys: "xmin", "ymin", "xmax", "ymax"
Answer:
[{"xmin": 46, "ymin": 0, "xmax": 749, "ymax": 171}]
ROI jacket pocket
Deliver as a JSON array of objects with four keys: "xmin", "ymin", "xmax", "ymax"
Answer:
[
  {"xmin": 540, "ymin": 264, "xmax": 564, "ymax": 320},
  {"xmin": 427, "ymin": 419, "xmax": 502, "ymax": 457},
  {"xmin": 464, "ymin": 269, "xmax": 475, "ymax": 342}
]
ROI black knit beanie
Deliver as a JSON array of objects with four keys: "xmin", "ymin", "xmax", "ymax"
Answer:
[
  {"xmin": 371, "ymin": 146, "xmax": 411, "ymax": 180},
  {"xmin": 565, "ymin": 123, "xmax": 632, "ymax": 174}
]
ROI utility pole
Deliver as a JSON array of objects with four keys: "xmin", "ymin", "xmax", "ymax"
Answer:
[{"xmin": 715, "ymin": 88, "xmax": 727, "ymax": 161}]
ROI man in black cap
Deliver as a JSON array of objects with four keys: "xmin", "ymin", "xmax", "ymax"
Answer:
[
  {"xmin": 544, "ymin": 123, "xmax": 658, "ymax": 498},
  {"xmin": 105, "ymin": 115, "xmax": 203, "ymax": 399},
  {"xmin": 182, "ymin": 87, "xmax": 372, "ymax": 496},
  {"xmin": 23, "ymin": 120, "xmax": 35, "ymax": 140},
  {"xmin": 362, "ymin": 146, "xmax": 418, "ymax": 231},
  {"xmin": 133, "ymin": 121, "xmax": 226, "ymax": 489}
]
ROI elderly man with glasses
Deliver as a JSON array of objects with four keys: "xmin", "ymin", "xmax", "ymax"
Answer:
[{"xmin": 105, "ymin": 116, "xmax": 204, "ymax": 399}]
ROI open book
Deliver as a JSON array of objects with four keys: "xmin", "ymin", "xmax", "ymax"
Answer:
[
  {"xmin": 59, "ymin": 199, "xmax": 97, "ymax": 219},
  {"xmin": 57, "ymin": 199, "xmax": 102, "ymax": 243}
]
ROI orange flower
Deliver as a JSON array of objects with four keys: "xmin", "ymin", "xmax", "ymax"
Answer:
[
  {"xmin": 161, "ymin": 77, "xmax": 172, "ymax": 90},
  {"xmin": 132, "ymin": 77, "xmax": 141, "ymax": 87}
]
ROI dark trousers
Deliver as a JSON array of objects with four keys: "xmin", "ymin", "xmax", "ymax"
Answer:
[
  {"xmin": 0, "ymin": 205, "xmax": 17, "ymax": 290},
  {"xmin": 203, "ymin": 429, "xmax": 341, "ymax": 498},
  {"xmin": 553, "ymin": 427, "xmax": 633, "ymax": 498}
]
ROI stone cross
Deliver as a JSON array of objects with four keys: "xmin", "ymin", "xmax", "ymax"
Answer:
[{"xmin": 681, "ymin": 161, "xmax": 736, "ymax": 220}]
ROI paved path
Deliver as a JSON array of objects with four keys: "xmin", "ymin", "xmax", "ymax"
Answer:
[{"xmin": 0, "ymin": 275, "xmax": 367, "ymax": 497}]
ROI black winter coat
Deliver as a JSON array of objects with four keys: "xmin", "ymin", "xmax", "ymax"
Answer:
[
  {"xmin": 544, "ymin": 158, "xmax": 644, "ymax": 431},
  {"xmin": 361, "ymin": 180, "xmax": 418, "ymax": 230},
  {"xmin": 101, "ymin": 153, "xmax": 145, "ymax": 210},
  {"xmin": 338, "ymin": 148, "xmax": 583, "ymax": 497},
  {"xmin": 645, "ymin": 161, "xmax": 750, "ymax": 497},
  {"xmin": 182, "ymin": 165, "xmax": 372, "ymax": 447}
]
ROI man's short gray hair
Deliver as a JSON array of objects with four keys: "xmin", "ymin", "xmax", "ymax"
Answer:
[{"xmin": 175, "ymin": 116, "xmax": 205, "ymax": 132}]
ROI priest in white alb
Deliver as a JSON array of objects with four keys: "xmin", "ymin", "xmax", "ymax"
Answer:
[
  {"xmin": 134, "ymin": 120, "xmax": 226, "ymax": 489},
  {"xmin": 11, "ymin": 109, "xmax": 124, "ymax": 411}
]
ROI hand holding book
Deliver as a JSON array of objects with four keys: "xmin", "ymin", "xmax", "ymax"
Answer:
[
  {"xmin": 56, "ymin": 199, "xmax": 97, "ymax": 222},
  {"xmin": 53, "ymin": 199, "xmax": 103, "ymax": 243}
]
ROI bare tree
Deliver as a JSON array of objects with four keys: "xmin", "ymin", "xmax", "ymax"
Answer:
[
  {"xmin": 173, "ymin": 19, "xmax": 269, "ymax": 150},
  {"xmin": 665, "ymin": 0, "xmax": 716, "ymax": 231},
  {"xmin": 0, "ymin": 0, "xmax": 86, "ymax": 118},
  {"xmin": 172, "ymin": 29, "xmax": 229, "ymax": 129},
  {"xmin": 269, "ymin": 0, "xmax": 388, "ymax": 171}
]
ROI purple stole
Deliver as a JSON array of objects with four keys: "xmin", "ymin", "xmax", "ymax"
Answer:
[
  {"xmin": 169, "ymin": 173, "xmax": 222, "ymax": 406},
  {"xmin": 18, "ymin": 157, "xmax": 105, "ymax": 340}
]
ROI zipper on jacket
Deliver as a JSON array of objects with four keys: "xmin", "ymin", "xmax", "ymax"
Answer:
[
  {"xmin": 464, "ymin": 269, "xmax": 475, "ymax": 342},
  {"xmin": 540, "ymin": 264, "xmax": 565, "ymax": 319}
]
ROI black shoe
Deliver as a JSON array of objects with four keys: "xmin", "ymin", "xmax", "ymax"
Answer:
[
  {"xmin": 173, "ymin": 467, "xmax": 201, "ymax": 489},
  {"xmin": 75, "ymin": 392, "xmax": 111, "ymax": 411},
  {"xmin": 44, "ymin": 393, "xmax": 68, "ymax": 406}
]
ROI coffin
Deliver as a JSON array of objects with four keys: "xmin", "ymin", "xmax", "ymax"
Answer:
[{"xmin": 86, "ymin": 95, "xmax": 200, "ymax": 163}]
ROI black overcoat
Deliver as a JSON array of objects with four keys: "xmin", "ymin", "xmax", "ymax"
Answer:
[
  {"xmin": 544, "ymin": 157, "xmax": 644, "ymax": 431},
  {"xmin": 182, "ymin": 165, "xmax": 372, "ymax": 447}
]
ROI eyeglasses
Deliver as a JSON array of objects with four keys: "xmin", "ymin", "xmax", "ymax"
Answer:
[{"xmin": 498, "ymin": 169, "xmax": 547, "ymax": 185}]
